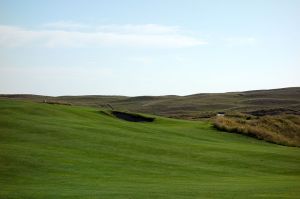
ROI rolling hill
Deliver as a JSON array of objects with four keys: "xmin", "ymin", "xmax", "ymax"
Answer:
[
  {"xmin": 1, "ymin": 99, "xmax": 300, "ymax": 198},
  {"xmin": 1, "ymin": 87, "xmax": 300, "ymax": 119}
]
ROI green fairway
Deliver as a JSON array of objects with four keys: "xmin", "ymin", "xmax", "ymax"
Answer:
[{"xmin": 0, "ymin": 99, "xmax": 300, "ymax": 198}]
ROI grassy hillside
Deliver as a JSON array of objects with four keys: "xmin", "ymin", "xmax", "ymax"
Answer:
[
  {"xmin": 1, "ymin": 100, "xmax": 300, "ymax": 198},
  {"xmin": 1, "ymin": 87, "xmax": 300, "ymax": 119}
]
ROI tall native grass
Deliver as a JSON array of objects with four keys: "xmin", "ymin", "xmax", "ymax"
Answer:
[{"xmin": 213, "ymin": 114, "xmax": 300, "ymax": 147}]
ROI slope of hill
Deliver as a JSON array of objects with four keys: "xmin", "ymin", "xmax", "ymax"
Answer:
[
  {"xmin": 1, "ymin": 87, "xmax": 300, "ymax": 119},
  {"xmin": 1, "ymin": 99, "xmax": 300, "ymax": 198}
]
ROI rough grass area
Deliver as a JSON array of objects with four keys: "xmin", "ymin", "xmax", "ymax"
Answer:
[
  {"xmin": 43, "ymin": 101, "xmax": 72, "ymax": 106},
  {"xmin": 213, "ymin": 114, "xmax": 300, "ymax": 147},
  {"xmin": 1, "ymin": 99, "xmax": 300, "ymax": 198}
]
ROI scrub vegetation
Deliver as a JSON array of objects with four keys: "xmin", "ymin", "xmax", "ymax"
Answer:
[{"xmin": 213, "ymin": 114, "xmax": 300, "ymax": 147}]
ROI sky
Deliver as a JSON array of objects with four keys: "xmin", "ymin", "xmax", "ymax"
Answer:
[{"xmin": 0, "ymin": 0, "xmax": 299, "ymax": 96}]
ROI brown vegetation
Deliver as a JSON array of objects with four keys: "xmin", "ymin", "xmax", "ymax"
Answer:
[
  {"xmin": 1, "ymin": 87, "xmax": 300, "ymax": 119},
  {"xmin": 43, "ymin": 101, "xmax": 72, "ymax": 106},
  {"xmin": 213, "ymin": 114, "xmax": 300, "ymax": 147}
]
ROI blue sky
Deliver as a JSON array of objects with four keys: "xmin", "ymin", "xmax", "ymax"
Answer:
[{"xmin": 0, "ymin": 0, "xmax": 299, "ymax": 96}]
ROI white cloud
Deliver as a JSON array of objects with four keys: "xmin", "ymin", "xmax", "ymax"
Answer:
[{"xmin": 0, "ymin": 24, "xmax": 207, "ymax": 48}]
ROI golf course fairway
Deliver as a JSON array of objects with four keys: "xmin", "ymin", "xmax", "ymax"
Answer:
[{"xmin": 0, "ymin": 99, "xmax": 300, "ymax": 198}]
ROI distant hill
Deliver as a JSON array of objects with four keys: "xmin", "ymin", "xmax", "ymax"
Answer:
[{"xmin": 1, "ymin": 87, "xmax": 300, "ymax": 119}]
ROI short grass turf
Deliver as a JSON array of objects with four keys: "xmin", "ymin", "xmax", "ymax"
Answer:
[{"xmin": 0, "ymin": 99, "xmax": 300, "ymax": 199}]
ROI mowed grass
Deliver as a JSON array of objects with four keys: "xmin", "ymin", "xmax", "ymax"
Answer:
[{"xmin": 0, "ymin": 100, "xmax": 300, "ymax": 198}]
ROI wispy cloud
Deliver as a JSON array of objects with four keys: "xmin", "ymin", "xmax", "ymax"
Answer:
[{"xmin": 0, "ymin": 23, "xmax": 207, "ymax": 48}]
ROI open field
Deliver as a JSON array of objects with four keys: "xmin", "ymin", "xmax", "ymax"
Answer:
[{"xmin": 1, "ymin": 99, "xmax": 300, "ymax": 198}]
